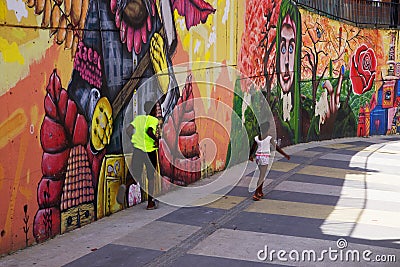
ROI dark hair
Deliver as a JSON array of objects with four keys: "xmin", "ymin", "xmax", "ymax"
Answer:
[
  {"xmin": 144, "ymin": 101, "xmax": 156, "ymax": 115},
  {"xmin": 258, "ymin": 121, "xmax": 270, "ymax": 135}
]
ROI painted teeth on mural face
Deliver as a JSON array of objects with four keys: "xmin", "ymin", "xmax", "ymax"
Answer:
[{"xmin": 283, "ymin": 73, "xmax": 290, "ymax": 83}]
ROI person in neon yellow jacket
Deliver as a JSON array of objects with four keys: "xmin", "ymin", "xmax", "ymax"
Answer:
[{"xmin": 126, "ymin": 101, "xmax": 160, "ymax": 210}]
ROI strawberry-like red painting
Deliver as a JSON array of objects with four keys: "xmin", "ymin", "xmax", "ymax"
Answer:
[
  {"xmin": 159, "ymin": 75, "xmax": 201, "ymax": 185},
  {"xmin": 34, "ymin": 70, "xmax": 104, "ymax": 242}
]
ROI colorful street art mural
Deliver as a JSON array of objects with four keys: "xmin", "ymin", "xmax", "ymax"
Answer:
[
  {"xmin": 1, "ymin": 0, "xmax": 400, "ymax": 255},
  {"xmin": 238, "ymin": 0, "xmax": 399, "ymax": 148},
  {"xmin": 0, "ymin": 0, "xmax": 239, "ymax": 255}
]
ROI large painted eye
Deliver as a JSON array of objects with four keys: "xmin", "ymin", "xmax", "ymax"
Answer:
[
  {"xmin": 281, "ymin": 45, "xmax": 286, "ymax": 54},
  {"xmin": 289, "ymin": 44, "xmax": 294, "ymax": 54}
]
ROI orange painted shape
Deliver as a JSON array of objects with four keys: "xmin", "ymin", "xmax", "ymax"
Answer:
[
  {"xmin": 0, "ymin": 164, "xmax": 4, "ymax": 190},
  {"xmin": 0, "ymin": 108, "xmax": 27, "ymax": 149},
  {"xmin": 3, "ymin": 134, "xmax": 29, "ymax": 248}
]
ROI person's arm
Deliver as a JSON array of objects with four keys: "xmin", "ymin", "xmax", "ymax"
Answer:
[
  {"xmin": 249, "ymin": 141, "xmax": 257, "ymax": 161},
  {"xmin": 147, "ymin": 127, "xmax": 159, "ymax": 148},
  {"xmin": 272, "ymin": 139, "xmax": 290, "ymax": 160},
  {"xmin": 126, "ymin": 124, "xmax": 134, "ymax": 138}
]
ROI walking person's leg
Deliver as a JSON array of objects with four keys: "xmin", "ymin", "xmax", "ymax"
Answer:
[
  {"xmin": 117, "ymin": 147, "xmax": 145, "ymax": 205},
  {"xmin": 254, "ymin": 164, "xmax": 268, "ymax": 200},
  {"xmin": 145, "ymin": 150, "xmax": 158, "ymax": 209}
]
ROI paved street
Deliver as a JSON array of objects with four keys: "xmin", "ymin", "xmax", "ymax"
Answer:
[{"xmin": 1, "ymin": 136, "xmax": 399, "ymax": 266}]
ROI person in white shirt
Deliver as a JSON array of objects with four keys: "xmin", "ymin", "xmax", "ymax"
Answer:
[{"xmin": 249, "ymin": 122, "xmax": 290, "ymax": 201}]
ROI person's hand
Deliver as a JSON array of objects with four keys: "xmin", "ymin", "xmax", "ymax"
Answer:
[
  {"xmin": 249, "ymin": 155, "xmax": 254, "ymax": 161},
  {"xmin": 154, "ymin": 139, "xmax": 159, "ymax": 148},
  {"xmin": 319, "ymin": 67, "xmax": 343, "ymax": 138},
  {"xmin": 285, "ymin": 154, "xmax": 290, "ymax": 160}
]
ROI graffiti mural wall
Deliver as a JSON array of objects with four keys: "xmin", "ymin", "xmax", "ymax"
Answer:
[
  {"xmin": 1, "ymin": 0, "xmax": 399, "ymax": 255},
  {"xmin": 0, "ymin": 0, "xmax": 241, "ymax": 255},
  {"xmin": 238, "ymin": 0, "xmax": 399, "ymax": 148}
]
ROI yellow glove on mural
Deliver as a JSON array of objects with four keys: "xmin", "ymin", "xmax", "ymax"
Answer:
[
  {"xmin": 150, "ymin": 32, "xmax": 170, "ymax": 94},
  {"xmin": 91, "ymin": 97, "xmax": 113, "ymax": 151}
]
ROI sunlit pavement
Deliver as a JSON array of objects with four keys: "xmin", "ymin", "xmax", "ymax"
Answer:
[{"xmin": 1, "ymin": 136, "xmax": 399, "ymax": 266}]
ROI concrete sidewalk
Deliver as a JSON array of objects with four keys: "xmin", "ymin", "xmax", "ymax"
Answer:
[{"xmin": 1, "ymin": 136, "xmax": 399, "ymax": 266}]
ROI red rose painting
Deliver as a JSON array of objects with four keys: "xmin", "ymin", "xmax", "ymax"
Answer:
[{"xmin": 350, "ymin": 44, "xmax": 377, "ymax": 95}]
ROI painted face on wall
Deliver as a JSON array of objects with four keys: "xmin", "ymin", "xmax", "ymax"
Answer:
[{"xmin": 279, "ymin": 16, "xmax": 296, "ymax": 94}]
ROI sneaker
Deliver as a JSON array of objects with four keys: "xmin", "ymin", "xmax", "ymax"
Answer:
[
  {"xmin": 116, "ymin": 184, "xmax": 126, "ymax": 205},
  {"xmin": 146, "ymin": 200, "xmax": 159, "ymax": 210}
]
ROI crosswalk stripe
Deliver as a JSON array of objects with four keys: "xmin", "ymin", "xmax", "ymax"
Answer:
[
  {"xmin": 320, "ymin": 152, "xmax": 400, "ymax": 167},
  {"xmin": 298, "ymin": 165, "xmax": 365, "ymax": 179},
  {"xmin": 270, "ymin": 161, "xmax": 299, "ymax": 172},
  {"xmin": 322, "ymin": 143, "xmax": 355, "ymax": 149},
  {"xmin": 245, "ymin": 199, "xmax": 400, "ymax": 229},
  {"xmin": 275, "ymin": 181, "xmax": 400, "ymax": 203},
  {"xmin": 205, "ymin": 195, "xmax": 246, "ymax": 210},
  {"xmin": 297, "ymin": 165, "xmax": 400, "ymax": 187}
]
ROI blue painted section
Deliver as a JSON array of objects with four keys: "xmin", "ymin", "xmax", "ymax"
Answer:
[
  {"xmin": 370, "ymin": 107, "xmax": 388, "ymax": 135},
  {"xmin": 370, "ymin": 87, "xmax": 388, "ymax": 135},
  {"xmin": 377, "ymin": 85, "xmax": 383, "ymax": 104},
  {"xmin": 396, "ymin": 81, "xmax": 400, "ymax": 97}
]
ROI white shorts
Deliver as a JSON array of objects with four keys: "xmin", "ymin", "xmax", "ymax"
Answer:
[{"xmin": 255, "ymin": 154, "xmax": 270, "ymax": 166}]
